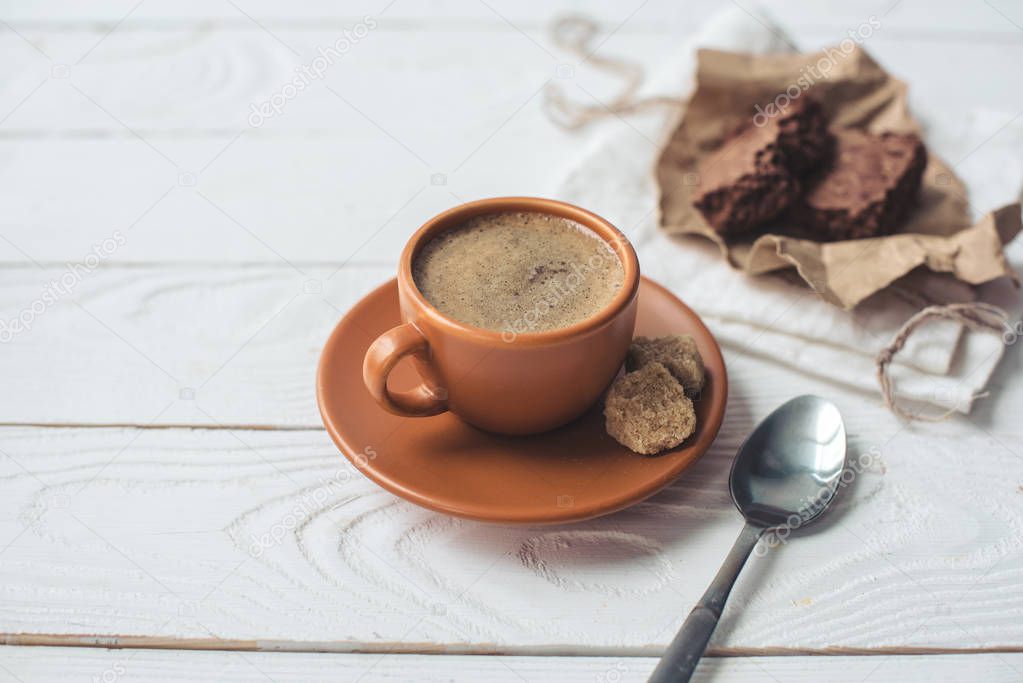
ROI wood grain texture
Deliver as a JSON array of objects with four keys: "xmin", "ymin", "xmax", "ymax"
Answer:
[
  {"xmin": 1, "ymin": 263, "xmax": 1021, "ymax": 430},
  {"xmin": 0, "ymin": 418, "xmax": 1021, "ymax": 652},
  {"xmin": 0, "ymin": 25, "xmax": 1021, "ymax": 265},
  {"xmin": 2, "ymin": 647, "xmax": 1022, "ymax": 683},
  {"xmin": 1, "ymin": 9, "xmax": 1019, "ymax": 135},
  {"xmin": 1, "ymin": 0, "xmax": 1022, "ymax": 669}
]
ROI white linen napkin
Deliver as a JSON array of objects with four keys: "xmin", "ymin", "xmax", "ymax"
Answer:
[{"xmin": 554, "ymin": 6, "xmax": 1021, "ymax": 413}]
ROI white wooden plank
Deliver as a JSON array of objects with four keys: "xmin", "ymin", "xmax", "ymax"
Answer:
[
  {"xmin": 2, "ymin": 25, "xmax": 1020, "ymax": 138},
  {"xmin": 2, "ymin": 647, "xmax": 1023, "ymax": 683},
  {"xmin": 2, "ymin": 0, "xmax": 1021, "ymax": 37},
  {"xmin": 0, "ymin": 419, "xmax": 1021, "ymax": 651},
  {"xmin": 0, "ymin": 138, "xmax": 443, "ymax": 265},
  {"xmin": 0, "ymin": 0, "xmax": 702, "ymax": 27},
  {"xmin": 0, "ymin": 264, "xmax": 916, "ymax": 426},
  {"xmin": 1, "ymin": 262, "xmax": 1021, "ymax": 431},
  {"xmin": 0, "ymin": 265, "xmax": 379, "ymax": 426},
  {"xmin": 0, "ymin": 26, "xmax": 667, "ymax": 264},
  {"xmin": 0, "ymin": 28, "xmax": 1020, "ymax": 265},
  {"xmin": 0, "ymin": 27, "xmax": 672, "ymax": 134}
]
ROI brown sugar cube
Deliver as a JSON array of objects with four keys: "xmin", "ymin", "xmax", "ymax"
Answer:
[
  {"xmin": 604, "ymin": 362, "xmax": 697, "ymax": 455},
  {"xmin": 626, "ymin": 334, "xmax": 705, "ymax": 397}
]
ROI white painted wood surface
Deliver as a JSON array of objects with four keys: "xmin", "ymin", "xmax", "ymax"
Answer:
[
  {"xmin": 12, "ymin": 264, "xmax": 1023, "ymax": 428},
  {"xmin": 0, "ymin": 411, "xmax": 1018, "ymax": 650},
  {"xmin": 1, "ymin": 417, "xmax": 1022, "ymax": 653},
  {"xmin": 1, "ymin": 0, "xmax": 1022, "ymax": 678},
  {"xmin": 2, "ymin": 647, "xmax": 1023, "ymax": 683},
  {"xmin": 0, "ymin": 31, "xmax": 1019, "ymax": 266}
]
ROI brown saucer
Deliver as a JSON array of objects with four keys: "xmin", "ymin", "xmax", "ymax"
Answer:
[{"xmin": 316, "ymin": 276, "xmax": 727, "ymax": 524}]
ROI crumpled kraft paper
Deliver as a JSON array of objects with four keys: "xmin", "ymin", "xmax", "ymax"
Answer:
[{"xmin": 656, "ymin": 45, "xmax": 1021, "ymax": 309}]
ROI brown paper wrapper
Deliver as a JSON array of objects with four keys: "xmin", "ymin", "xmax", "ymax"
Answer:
[{"xmin": 656, "ymin": 46, "xmax": 1021, "ymax": 309}]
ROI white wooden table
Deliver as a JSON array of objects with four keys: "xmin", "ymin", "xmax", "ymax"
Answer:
[{"xmin": 1, "ymin": 1, "xmax": 1022, "ymax": 680}]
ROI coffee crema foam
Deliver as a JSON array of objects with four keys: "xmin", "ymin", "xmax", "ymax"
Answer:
[{"xmin": 412, "ymin": 211, "xmax": 625, "ymax": 335}]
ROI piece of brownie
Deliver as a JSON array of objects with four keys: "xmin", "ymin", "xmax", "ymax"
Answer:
[
  {"xmin": 626, "ymin": 335, "xmax": 705, "ymax": 397},
  {"xmin": 604, "ymin": 362, "xmax": 697, "ymax": 455},
  {"xmin": 775, "ymin": 98, "xmax": 831, "ymax": 173},
  {"xmin": 786, "ymin": 129, "xmax": 927, "ymax": 241},
  {"xmin": 691, "ymin": 132, "xmax": 797, "ymax": 236},
  {"xmin": 692, "ymin": 97, "xmax": 831, "ymax": 236}
]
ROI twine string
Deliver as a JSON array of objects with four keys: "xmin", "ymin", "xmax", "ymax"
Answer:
[
  {"xmin": 543, "ymin": 15, "xmax": 684, "ymax": 130},
  {"xmin": 876, "ymin": 302, "xmax": 1011, "ymax": 422}
]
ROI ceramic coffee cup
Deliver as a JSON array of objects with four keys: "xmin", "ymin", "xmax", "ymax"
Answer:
[{"xmin": 362, "ymin": 197, "xmax": 640, "ymax": 435}]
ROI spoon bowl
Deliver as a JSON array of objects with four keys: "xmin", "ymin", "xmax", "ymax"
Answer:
[{"xmin": 730, "ymin": 395, "xmax": 847, "ymax": 528}]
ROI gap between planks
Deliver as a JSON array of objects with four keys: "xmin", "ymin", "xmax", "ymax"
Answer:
[
  {"xmin": 3, "ymin": 18, "xmax": 1023, "ymax": 43},
  {"xmin": 4, "ymin": 634, "xmax": 1023, "ymax": 658},
  {"xmin": 0, "ymin": 260, "xmax": 397, "ymax": 269},
  {"xmin": 0, "ymin": 422, "xmax": 325, "ymax": 431}
]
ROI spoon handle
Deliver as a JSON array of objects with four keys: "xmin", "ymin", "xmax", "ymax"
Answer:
[{"xmin": 648, "ymin": 522, "xmax": 765, "ymax": 683}]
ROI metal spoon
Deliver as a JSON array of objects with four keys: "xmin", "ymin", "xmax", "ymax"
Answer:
[{"xmin": 648, "ymin": 395, "xmax": 847, "ymax": 682}]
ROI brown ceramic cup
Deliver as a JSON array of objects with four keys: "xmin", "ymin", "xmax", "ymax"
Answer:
[{"xmin": 362, "ymin": 197, "xmax": 640, "ymax": 435}]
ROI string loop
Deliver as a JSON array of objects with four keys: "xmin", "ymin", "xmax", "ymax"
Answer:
[
  {"xmin": 543, "ymin": 15, "xmax": 684, "ymax": 130},
  {"xmin": 876, "ymin": 302, "xmax": 1010, "ymax": 421}
]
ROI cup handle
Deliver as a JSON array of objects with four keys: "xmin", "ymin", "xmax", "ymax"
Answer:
[{"xmin": 363, "ymin": 322, "xmax": 448, "ymax": 417}]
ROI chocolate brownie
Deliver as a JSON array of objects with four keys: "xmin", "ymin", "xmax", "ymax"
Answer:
[
  {"xmin": 774, "ymin": 98, "xmax": 831, "ymax": 173},
  {"xmin": 692, "ymin": 97, "xmax": 831, "ymax": 236},
  {"xmin": 786, "ymin": 130, "xmax": 927, "ymax": 240}
]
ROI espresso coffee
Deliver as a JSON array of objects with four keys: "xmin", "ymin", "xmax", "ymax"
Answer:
[{"xmin": 412, "ymin": 211, "xmax": 624, "ymax": 334}]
